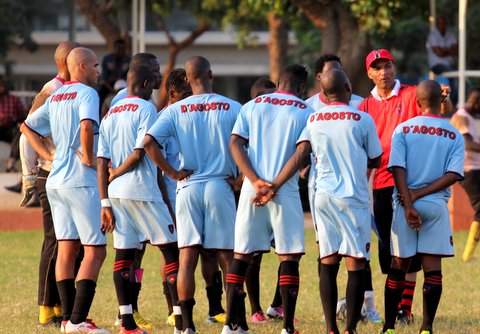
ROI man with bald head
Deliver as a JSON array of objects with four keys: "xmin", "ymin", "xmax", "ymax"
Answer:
[
  {"xmin": 380, "ymin": 80, "xmax": 464, "ymax": 334},
  {"xmin": 21, "ymin": 47, "xmax": 110, "ymax": 333},
  {"xmin": 305, "ymin": 69, "xmax": 382, "ymax": 334},
  {"xmin": 145, "ymin": 56, "xmax": 241, "ymax": 333},
  {"xmin": 451, "ymin": 88, "xmax": 480, "ymax": 262},
  {"xmin": 17, "ymin": 41, "xmax": 81, "ymax": 328}
]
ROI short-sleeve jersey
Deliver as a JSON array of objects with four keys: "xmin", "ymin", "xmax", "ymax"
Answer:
[
  {"xmin": 110, "ymin": 87, "xmax": 128, "ymax": 108},
  {"xmin": 306, "ymin": 92, "xmax": 363, "ymax": 111},
  {"xmin": 358, "ymin": 80, "xmax": 420, "ymax": 190},
  {"xmin": 232, "ymin": 91, "xmax": 313, "ymax": 195},
  {"xmin": 451, "ymin": 108, "xmax": 480, "ymax": 171},
  {"xmin": 98, "ymin": 96, "xmax": 161, "ymax": 201},
  {"xmin": 388, "ymin": 115, "xmax": 464, "ymax": 202},
  {"xmin": 307, "ymin": 103, "xmax": 382, "ymax": 207},
  {"xmin": 24, "ymin": 82, "xmax": 100, "ymax": 189},
  {"xmin": 427, "ymin": 29, "xmax": 457, "ymax": 67},
  {"xmin": 147, "ymin": 93, "xmax": 241, "ymax": 185}
]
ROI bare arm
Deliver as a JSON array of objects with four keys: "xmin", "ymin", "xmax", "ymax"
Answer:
[
  {"xmin": 97, "ymin": 157, "xmax": 115, "ymax": 234},
  {"xmin": 20, "ymin": 123, "xmax": 53, "ymax": 162},
  {"xmin": 143, "ymin": 135, "xmax": 193, "ymax": 180},
  {"xmin": 409, "ymin": 172, "xmax": 461, "ymax": 203},
  {"xmin": 157, "ymin": 169, "xmax": 176, "ymax": 223},
  {"xmin": 392, "ymin": 167, "xmax": 422, "ymax": 230},
  {"xmin": 28, "ymin": 92, "xmax": 50, "ymax": 116},
  {"xmin": 76, "ymin": 120, "xmax": 96, "ymax": 168},
  {"xmin": 367, "ymin": 155, "xmax": 382, "ymax": 169},
  {"xmin": 108, "ymin": 149, "xmax": 145, "ymax": 182}
]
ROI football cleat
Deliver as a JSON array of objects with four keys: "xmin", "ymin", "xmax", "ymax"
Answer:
[
  {"xmin": 250, "ymin": 311, "xmax": 268, "ymax": 323},
  {"xmin": 397, "ymin": 309, "xmax": 414, "ymax": 325},
  {"xmin": 206, "ymin": 312, "xmax": 226, "ymax": 324},
  {"xmin": 64, "ymin": 320, "xmax": 110, "ymax": 333},
  {"xmin": 266, "ymin": 305, "xmax": 283, "ymax": 319},
  {"xmin": 133, "ymin": 311, "xmax": 152, "ymax": 330}
]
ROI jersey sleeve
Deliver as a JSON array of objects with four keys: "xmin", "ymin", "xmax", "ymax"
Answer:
[
  {"xmin": 24, "ymin": 103, "xmax": 51, "ymax": 137},
  {"xmin": 97, "ymin": 122, "xmax": 110, "ymax": 160},
  {"xmin": 135, "ymin": 104, "xmax": 158, "ymax": 149},
  {"xmin": 232, "ymin": 104, "xmax": 249, "ymax": 141},
  {"xmin": 147, "ymin": 106, "xmax": 175, "ymax": 147},
  {"xmin": 78, "ymin": 88, "xmax": 100, "ymax": 129},
  {"xmin": 388, "ymin": 125, "xmax": 407, "ymax": 171},
  {"xmin": 446, "ymin": 131, "xmax": 465, "ymax": 178},
  {"xmin": 365, "ymin": 117, "xmax": 383, "ymax": 159}
]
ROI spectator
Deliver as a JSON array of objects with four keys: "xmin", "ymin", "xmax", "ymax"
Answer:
[
  {"xmin": 98, "ymin": 38, "xmax": 131, "ymax": 108},
  {"xmin": 427, "ymin": 16, "xmax": 458, "ymax": 105},
  {"xmin": 0, "ymin": 76, "xmax": 26, "ymax": 173}
]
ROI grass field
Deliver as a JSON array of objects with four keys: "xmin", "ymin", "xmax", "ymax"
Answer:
[{"xmin": 1, "ymin": 228, "xmax": 479, "ymax": 334}]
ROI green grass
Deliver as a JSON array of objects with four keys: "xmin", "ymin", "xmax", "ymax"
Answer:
[{"xmin": 0, "ymin": 229, "xmax": 479, "ymax": 333}]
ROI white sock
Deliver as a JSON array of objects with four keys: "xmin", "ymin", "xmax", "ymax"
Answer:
[{"xmin": 364, "ymin": 290, "xmax": 376, "ymax": 310}]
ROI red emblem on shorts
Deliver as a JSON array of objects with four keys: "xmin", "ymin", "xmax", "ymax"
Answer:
[
  {"xmin": 450, "ymin": 236, "xmax": 453, "ymax": 246},
  {"xmin": 366, "ymin": 243, "xmax": 370, "ymax": 253},
  {"xmin": 168, "ymin": 224, "xmax": 175, "ymax": 234}
]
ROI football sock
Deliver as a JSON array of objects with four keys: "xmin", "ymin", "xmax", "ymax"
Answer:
[
  {"xmin": 346, "ymin": 269, "xmax": 365, "ymax": 332},
  {"xmin": 57, "ymin": 278, "xmax": 76, "ymax": 321},
  {"xmin": 398, "ymin": 280, "xmax": 416, "ymax": 315},
  {"xmin": 364, "ymin": 262, "xmax": 374, "ymax": 291},
  {"xmin": 245, "ymin": 262, "xmax": 262, "ymax": 314},
  {"xmin": 179, "ymin": 298, "xmax": 196, "ymax": 332},
  {"xmin": 206, "ymin": 270, "xmax": 225, "ymax": 316},
  {"xmin": 225, "ymin": 259, "xmax": 249, "ymax": 330},
  {"xmin": 163, "ymin": 280, "xmax": 173, "ymax": 315},
  {"xmin": 39, "ymin": 306, "xmax": 55, "ymax": 324},
  {"xmin": 383, "ymin": 268, "xmax": 406, "ymax": 331},
  {"xmin": 69, "ymin": 279, "xmax": 96, "ymax": 324},
  {"xmin": 420, "ymin": 270, "xmax": 442, "ymax": 332},
  {"xmin": 319, "ymin": 263, "xmax": 340, "ymax": 334},
  {"xmin": 162, "ymin": 245, "xmax": 182, "ymax": 331},
  {"xmin": 279, "ymin": 261, "xmax": 300, "ymax": 333},
  {"xmin": 271, "ymin": 266, "xmax": 282, "ymax": 308},
  {"xmin": 129, "ymin": 267, "xmax": 143, "ymax": 312},
  {"xmin": 462, "ymin": 221, "xmax": 480, "ymax": 262},
  {"xmin": 113, "ymin": 250, "xmax": 136, "ymax": 329}
]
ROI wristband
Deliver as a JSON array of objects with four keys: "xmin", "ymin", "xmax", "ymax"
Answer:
[{"xmin": 101, "ymin": 198, "xmax": 112, "ymax": 208}]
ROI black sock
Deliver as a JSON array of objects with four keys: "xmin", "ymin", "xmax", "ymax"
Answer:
[
  {"xmin": 162, "ymin": 245, "xmax": 182, "ymax": 331},
  {"xmin": 163, "ymin": 281, "xmax": 173, "ymax": 314},
  {"xmin": 69, "ymin": 280, "xmax": 96, "ymax": 324},
  {"xmin": 179, "ymin": 298, "xmax": 196, "ymax": 332},
  {"xmin": 57, "ymin": 279, "xmax": 76, "ymax": 321},
  {"xmin": 245, "ymin": 262, "xmax": 262, "ymax": 314},
  {"xmin": 113, "ymin": 250, "xmax": 136, "ymax": 330},
  {"xmin": 421, "ymin": 270, "xmax": 442, "ymax": 332},
  {"xmin": 271, "ymin": 265, "xmax": 282, "ymax": 308},
  {"xmin": 383, "ymin": 268, "xmax": 406, "ymax": 331},
  {"xmin": 279, "ymin": 261, "xmax": 300, "ymax": 333},
  {"xmin": 225, "ymin": 259, "xmax": 249, "ymax": 330},
  {"xmin": 319, "ymin": 263, "xmax": 340, "ymax": 334},
  {"xmin": 364, "ymin": 262, "xmax": 373, "ymax": 291},
  {"xmin": 346, "ymin": 270, "xmax": 365, "ymax": 332},
  {"xmin": 206, "ymin": 270, "xmax": 225, "ymax": 316}
]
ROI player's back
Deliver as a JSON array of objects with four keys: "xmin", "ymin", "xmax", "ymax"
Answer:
[
  {"xmin": 151, "ymin": 93, "xmax": 241, "ymax": 183},
  {"xmin": 44, "ymin": 82, "xmax": 99, "ymax": 188},
  {"xmin": 390, "ymin": 115, "xmax": 464, "ymax": 202},
  {"xmin": 99, "ymin": 96, "xmax": 161, "ymax": 201},
  {"xmin": 307, "ymin": 103, "xmax": 381, "ymax": 207},
  {"xmin": 234, "ymin": 91, "xmax": 313, "ymax": 195}
]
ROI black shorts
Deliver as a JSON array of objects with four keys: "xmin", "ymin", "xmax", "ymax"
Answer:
[{"xmin": 460, "ymin": 170, "xmax": 480, "ymax": 221}]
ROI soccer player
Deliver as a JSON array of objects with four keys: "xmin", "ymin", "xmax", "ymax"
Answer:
[
  {"xmin": 21, "ymin": 47, "xmax": 109, "ymax": 333},
  {"xmin": 307, "ymin": 69, "xmax": 382, "ymax": 334},
  {"xmin": 358, "ymin": 49, "xmax": 424, "ymax": 324},
  {"xmin": 224, "ymin": 64, "xmax": 313, "ymax": 334},
  {"xmin": 97, "ymin": 65, "xmax": 183, "ymax": 334},
  {"xmin": 450, "ymin": 88, "xmax": 480, "ymax": 261},
  {"xmin": 380, "ymin": 80, "xmax": 464, "ymax": 334},
  {"xmin": 16, "ymin": 41, "xmax": 80, "ymax": 328},
  {"xmin": 144, "ymin": 56, "xmax": 241, "ymax": 334}
]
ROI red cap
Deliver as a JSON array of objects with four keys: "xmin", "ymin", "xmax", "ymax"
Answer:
[{"xmin": 365, "ymin": 49, "xmax": 395, "ymax": 70}]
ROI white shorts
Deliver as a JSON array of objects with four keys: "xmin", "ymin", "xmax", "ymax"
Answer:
[
  {"xmin": 234, "ymin": 192, "xmax": 305, "ymax": 255},
  {"xmin": 47, "ymin": 187, "xmax": 106, "ymax": 246},
  {"xmin": 315, "ymin": 194, "xmax": 370, "ymax": 260},
  {"xmin": 391, "ymin": 198, "xmax": 454, "ymax": 258},
  {"xmin": 176, "ymin": 179, "xmax": 235, "ymax": 249},
  {"xmin": 111, "ymin": 198, "xmax": 177, "ymax": 250}
]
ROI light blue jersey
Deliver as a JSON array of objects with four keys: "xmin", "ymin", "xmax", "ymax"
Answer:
[
  {"xmin": 25, "ymin": 82, "xmax": 100, "ymax": 189},
  {"xmin": 98, "ymin": 96, "xmax": 161, "ymax": 201},
  {"xmin": 306, "ymin": 103, "xmax": 382, "ymax": 207},
  {"xmin": 233, "ymin": 91, "xmax": 313, "ymax": 195},
  {"xmin": 306, "ymin": 92, "xmax": 363, "ymax": 112},
  {"xmin": 147, "ymin": 93, "xmax": 241, "ymax": 185},
  {"xmin": 388, "ymin": 115, "xmax": 465, "ymax": 202},
  {"xmin": 110, "ymin": 87, "xmax": 128, "ymax": 107}
]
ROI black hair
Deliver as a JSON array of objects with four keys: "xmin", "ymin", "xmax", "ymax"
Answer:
[
  {"xmin": 165, "ymin": 68, "xmax": 188, "ymax": 93},
  {"xmin": 250, "ymin": 77, "xmax": 276, "ymax": 99},
  {"xmin": 313, "ymin": 54, "xmax": 341, "ymax": 75},
  {"xmin": 279, "ymin": 64, "xmax": 308, "ymax": 88}
]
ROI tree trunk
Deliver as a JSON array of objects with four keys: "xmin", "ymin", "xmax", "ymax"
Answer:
[
  {"xmin": 76, "ymin": 0, "xmax": 125, "ymax": 51},
  {"xmin": 267, "ymin": 12, "xmax": 288, "ymax": 84},
  {"xmin": 292, "ymin": 0, "xmax": 372, "ymax": 96}
]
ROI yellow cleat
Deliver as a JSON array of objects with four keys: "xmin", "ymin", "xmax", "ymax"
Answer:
[
  {"xmin": 207, "ymin": 312, "xmax": 227, "ymax": 324},
  {"xmin": 462, "ymin": 221, "xmax": 480, "ymax": 262},
  {"xmin": 38, "ymin": 306, "xmax": 56, "ymax": 324},
  {"xmin": 419, "ymin": 331, "xmax": 431, "ymax": 334},
  {"xmin": 53, "ymin": 304, "xmax": 63, "ymax": 317},
  {"xmin": 133, "ymin": 310, "xmax": 152, "ymax": 330},
  {"xmin": 166, "ymin": 312, "xmax": 176, "ymax": 326}
]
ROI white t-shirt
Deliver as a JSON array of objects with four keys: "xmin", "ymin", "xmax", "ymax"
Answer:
[{"xmin": 427, "ymin": 28, "xmax": 457, "ymax": 68}]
